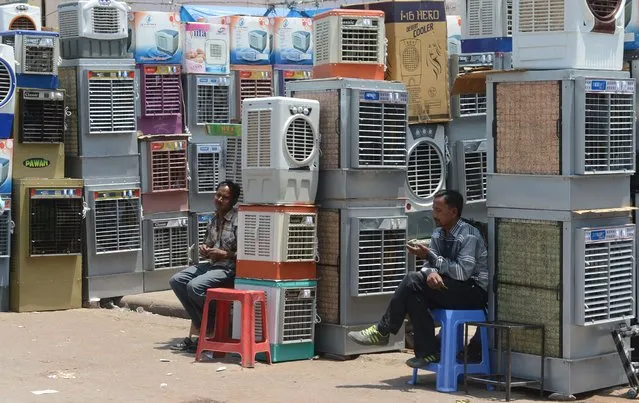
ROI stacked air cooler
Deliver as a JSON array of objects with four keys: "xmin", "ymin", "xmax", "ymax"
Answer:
[
  {"xmin": 280, "ymin": 8, "xmax": 408, "ymax": 357},
  {"xmin": 230, "ymin": 96, "xmax": 320, "ymax": 363},
  {"xmin": 56, "ymin": 0, "xmax": 143, "ymax": 303},
  {"xmin": 486, "ymin": 0, "xmax": 634, "ymax": 396}
]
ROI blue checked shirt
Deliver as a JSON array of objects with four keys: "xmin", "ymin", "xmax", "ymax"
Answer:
[{"xmin": 420, "ymin": 219, "xmax": 489, "ymax": 291}]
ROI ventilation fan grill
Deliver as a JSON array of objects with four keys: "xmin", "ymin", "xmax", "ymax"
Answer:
[
  {"xmin": 407, "ymin": 140, "xmax": 444, "ymax": 200},
  {"xmin": 285, "ymin": 117, "xmax": 315, "ymax": 164}
]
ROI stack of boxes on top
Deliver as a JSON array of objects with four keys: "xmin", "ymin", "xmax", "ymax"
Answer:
[
  {"xmin": 287, "ymin": 7, "xmax": 413, "ymax": 357},
  {"xmin": 4, "ymin": 3, "xmax": 84, "ymax": 313},
  {"xmin": 55, "ymin": 0, "xmax": 141, "ymax": 304},
  {"xmin": 484, "ymin": 0, "xmax": 635, "ymax": 396}
]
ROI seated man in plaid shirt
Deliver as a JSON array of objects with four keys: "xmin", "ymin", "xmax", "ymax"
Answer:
[{"xmin": 348, "ymin": 189, "xmax": 489, "ymax": 368}]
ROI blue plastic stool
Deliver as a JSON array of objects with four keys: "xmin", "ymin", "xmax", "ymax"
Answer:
[{"xmin": 408, "ymin": 309, "xmax": 491, "ymax": 392}]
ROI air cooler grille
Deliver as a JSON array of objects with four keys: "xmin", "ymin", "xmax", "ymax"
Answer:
[
  {"xmin": 224, "ymin": 137, "xmax": 243, "ymax": 201},
  {"xmin": 357, "ymin": 228, "xmax": 406, "ymax": 295},
  {"xmin": 196, "ymin": 84, "xmax": 230, "ymax": 124},
  {"xmin": 463, "ymin": 148, "xmax": 487, "ymax": 201},
  {"xmin": 584, "ymin": 91, "xmax": 634, "ymax": 173},
  {"xmin": 582, "ymin": 238, "xmax": 634, "ymax": 324},
  {"xmin": 58, "ymin": 11, "xmax": 78, "ymax": 38},
  {"xmin": 94, "ymin": 198, "xmax": 141, "ymax": 253},
  {"xmin": 30, "ymin": 199, "xmax": 82, "ymax": 255},
  {"xmin": 286, "ymin": 214, "xmax": 315, "ymax": 260},
  {"xmin": 358, "ymin": 101, "xmax": 407, "ymax": 166},
  {"xmin": 0, "ymin": 61, "xmax": 12, "ymax": 104},
  {"xmin": 246, "ymin": 110, "xmax": 271, "ymax": 168},
  {"xmin": 144, "ymin": 72, "xmax": 181, "ymax": 116},
  {"xmin": 239, "ymin": 75, "xmax": 272, "ymax": 114},
  {"xmin": 151, "ymin": 148, "xmax": 188, "ymax": 191},
  {"xmin": 282, "ymin": 288, "xmax": 315, "ymax": 342},
  {"xmin": 10, "ymin": 17, "xmax": 36, "ymax": 31},
  {"xmin": 313, "ymin": 20, "xmax": 329, "ymax": 63},
  {"xmin": 587, "ymin": 0, "xmax": 622, "ymax": 20},
  {"xmin": 0, "ymin": 211, "xmax": 9, "ymax": 256},
  {"xmin": 91, "ymin": 7, "xmax": 120, "ymax": 34},
  {"xmin": 24, "ymin": 40, "xmax": 54, "ymax": 73},
  {"xmin": 340, "ymin": 18, "xmax": 380, "ymax": 62},
  {"xmin": 506, "ymin": 0, "xmax": 513, "ymax": 35},
  {"xmin": 88, "ymin": 77, "xmax": 136, "ymax": 133},
  {"xmin": 242, "ymin": 214, "xmax": 272, "ymax": 258},
  {"xmin": 153, "ymin": 225, "xmax": 189, "ymax": 269},
  {"xmin": 197, "ymin": 216, "xmax": 209, "ymax": 244},
  {"xmin": 467, "ymin": 0, "xmax": 494, "ymax": 36},
  {"xmin": 285, "ymin": 117, "xmax": 315, "ymax": 163},
  {"xmin": 407, "ymin": 141, "xmax": 444, "ymax": 200},
  {"xmin": 517, "ymin": 0, "xmax": 565, "ymax": 32},
  {"xmin": 196, "ymin": 151, "xmax": 220, "ymax": 193},
  {"xmin": 21, "ymin": 98, "xmax": 65, "ymax": 143},
  {"xmin": 459, "ymin": 94, "xmax": 487, "ymax": 116}
]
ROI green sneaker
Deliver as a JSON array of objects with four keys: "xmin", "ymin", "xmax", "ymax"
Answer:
[
  {"xmin": 405, "ymin": 353, "xmax": 440, "ymax": 368},
  {"xmin": 347, "ymin": 325, "xmax": 390, "ymax": 346}
]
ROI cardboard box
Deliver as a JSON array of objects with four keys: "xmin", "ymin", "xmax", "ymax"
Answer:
[
  {"xmin": 271, "ymin": 17, "xmax": 313, "ymax": 65},
  {"xmin": 0, "ymin": 140, "xmax": 12, "ymax": 195},
  {"xmin": 182, "ymin": 22, "xmax": 230, "ymax": 74},
  {"xmin": 132, "ymin": 11, "xmax": 183, "ymax": 64},
  {"xmin": 229, "ymin": 16, "xmax": 272, "ymax": 65},
  {"xmin": 344, "ymin": 0, "xmax": 451, "ymax": 123}
]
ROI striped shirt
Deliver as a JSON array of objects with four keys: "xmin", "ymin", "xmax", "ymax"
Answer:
[{"xmin": 420, "ymin": 219, "xmax": 489, "ymax": 291}]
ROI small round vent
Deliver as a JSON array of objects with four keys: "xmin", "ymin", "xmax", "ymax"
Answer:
[
  {"xmin": 0, "ymin": 60, "xmax": 12, "ymax": 106},
  {"xmin": 9, "ymin": 16, "xmax": 36, "ymax": 30},
  {"xmin": 587, "ymin": 0, "xmax": 622, "ymax": 20},
  {"xmin": 407, "ymin": 140, "xmax": 444, "ymax": 200},
  {"xmin": 285, "ymin": 116, "xmax": 316, "ymax": 165}
]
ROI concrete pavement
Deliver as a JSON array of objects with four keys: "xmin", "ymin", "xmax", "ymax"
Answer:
[{"xmin": 119, "ymin": 290, "xmax": 188, "ymax": 319}]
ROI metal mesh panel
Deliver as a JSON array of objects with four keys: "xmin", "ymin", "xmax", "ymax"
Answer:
[
  {"xmin": 196, "ymin": 84, "xmax": 230, "ymax": 124},
  {"xmin": 407, "ymin": 140, "xmax": 444, "ymax": 200},
  {"xmin": 20, "ymin": 95, "xmax": 65, "ymax": 143},
  {"xmin": 357, "ymin": 227, "xmax": 407, "ymax": 296},
  {"xmin": 495, "ymin": 81, "xmax": 560, "ymax": 174},
  {"xmin": 285, "ymin": 117, "xmax": 315, "ymax": 163},
  {"xmin": 459, "ymin": 94, "xmax": 487, "ymax": 116},
  {"xmin": 286, "ymin": 214, "xmax": 316, "ymax": 261},
  {"xmin": 245, "ymin": 109, "xmax": 271, "ymax": 168},
  {"xmin": 358, "ymin": 101, "xmax": 407, "ymax": 167},
  {"xmin": 0, "ymin": 59, "xmax": 12, "ymax": 105},
  {"xmin": 9, "ymin": 16, "xmax": 36, "ymax": 30},
  {"xmin": 224, "ymin": 137, "xmax": 243, "ymax": 201},
  {"xmin": 153, "ymin": 225, "xmax": 189, "ymax": 269},
  {"xmin": 91, "ymin": 7, "xmax": 120, "ymax": 34},
  {"xmin": 517, "ymin": 0, "xmax": 565, "ymax": 32},
  {"xmin": 339, "ymin": 18, "xmax": 380, "ymax": 62},
  {"xmin": 88, "ymin": 76, "xmax": 136, "ymax": 133},
  {"xmin": 30, "ymin": 199, "xmax": 82, "ymax": 255},
  {"xmin": 0, "ymin": 210, "xmax": 9, "ymax": 256},
  {"xmin": 282, "ymin": 288, "xmax": 315, "ymax": 343},
  {"xmin": 143, "ymin": 71, "xmax": 181, "ymax": 116},
  {"xmin": 23, "ymin": 38, "xmax": 54, "ymax": 73},
  {"xmin": 196, "ymin": 151, "xmax": 220, "ymax": 193},
  {"xmin": 151, "ymin": 148, "xmax": 188, "ymax": 191},
  {"xmin": 583, "ymin": 91, "xmax": 634, "ymax": 173},
  {"xmin": 94, "ymin": 198, "xmax": 141, "ymax": 253},
  {"xmin": 462, "ymin": 145, "xmax": 487, "ymax": 202}
]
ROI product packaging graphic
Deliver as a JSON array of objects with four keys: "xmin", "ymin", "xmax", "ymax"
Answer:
[
  {"xmin": 132, "ymin": 11, "xmax": 183, "ymax": 64},
  {"xmin": 229, "ymin": 16, "xmax": 272, "ymax": 65},
  {"xmin": 182, "ymin": 22, "xmax": 230, "ymax": 74},
  {"xmin": 272, "ymin": 17, "xmax": 312, "ymax": 65}
]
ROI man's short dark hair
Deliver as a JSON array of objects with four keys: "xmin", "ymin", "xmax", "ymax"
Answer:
[
  {"xmin": 217, "ymin": 180, "xmax": 241, "ymax": 205},
  {"xmin": 433, "ymin": 189, "xmax": 464, "ymax": 218}
]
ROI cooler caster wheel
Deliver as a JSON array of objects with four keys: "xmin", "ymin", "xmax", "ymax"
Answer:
[{"xmin": 627, "ymin": 388, "xmax": 638, "ymax": 399}]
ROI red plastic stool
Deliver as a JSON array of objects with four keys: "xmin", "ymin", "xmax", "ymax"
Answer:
[{"xmin": 196, "ymin": 288, "xmax": 271, "ymax": 368}]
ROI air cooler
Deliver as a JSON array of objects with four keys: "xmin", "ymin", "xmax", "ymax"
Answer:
[
  {"xmin": 142, "ymin": 211, "xmax": 190, "ymax": 293},
  {"xmin": 461, "ymin": 0, "xmax": 512, "ymax": 53},
  {"xmin": 312, "ymin": 9, "xmax": 386, "ymax": 80},
  {"xmin": 11, "ymin": 178, "xmax": 83, "ymax": 312},
  {"xmin": 83, "ymin": 180, "xmax": 143, "ymax": 300},
  {"xmin": 0, "ymin": 197, "xmax": 10, "ymax": 312},
  {"xmin": 451, "ymin": 139, "xmax": 487, "ymax": 204},
  {"xmin": 273, "ymin": 65, "xmax": 312, "ymax": 96},
  {"xmin": 139, "ymin": 136, "xmax": 189, "ymax": 215},
  {"xmin": 58, "ymin": 59, "xmax": 139, "ymax": 179},
  {"xmin": 188, "ymin": 142, "xmax": 222, "ymax": 212},
  {"xmin": 12, "ymin": 88, "xmax": 65, "ymax": 180},
  {"xmin": 292, "ymin": 30, "xmax": 311, "ymax": 52},
  {"xmin": 486, "ymin": 69, "xmax": 635, "ymax": 211},
  {"xmin": 156, "ymin": 29, "xmax": 180, "ymax": 56},
  {"xmin": 231, "ymin": 65, "xmax": 273, "ymax": 121},
  {"xmin": 488, "ymin": 209, "xmax": 634, "ymax": 395},
  {"xmin": 512, "ymin": 0, "xmax": 625, "ymax": 70},
  {"xmin": 0, "ymin": 4, "xmax": 40, "ymax": 31},
  {"xmin": 137, "ymin": 64, "xmax": 183, "ymax": 135},
  {"xmin": 237, "ymin": 204, "xmax": 317, "ymax": 280},
  {"xmin": 0, "ymin": 31, "xmax": 59, "ymax": 89},
  {"xmin": 287, "ymin": 78, "xmax": 408, "ymax": 208},
  {"xmin": 183, "ymin": 74, "xmax": 233, "ymax": 140},
  {"xmin": 232, "ymin": 278, "xmax": 317, "ymax": 363},
  {"xmin": 0, "ymin": 43, "xmax": 15, "ymax": 140},
  {"xmin": 241, "ymin": 96, "xmax": 320, "ymax": 204},
  {"xmin": 314, "ymin": 206, "xmax": 407, "ymax": 356},
  {"xmin": 248, "ymin": 30, "xmax": 268, "ymax": 52},
  {"xmin": 405, "ymin": 124, "xmax": 447, "ymax": 213},
  {"xmin": 450, "ymin": 53, "xmax": 493, "ymax": 118},
  {"xmin": 189, "ymin": 211, "xmax": 213, "ymax": 264}
]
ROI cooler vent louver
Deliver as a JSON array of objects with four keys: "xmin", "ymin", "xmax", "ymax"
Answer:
[
  {"xmin": 358, "ymin": 99, "xmax": 407, "ymax": 167},
  {"xmin": 94, "ymin": 192, "xmax": 141, "ymax": 254},
  {"xmin": 459, "ymin": 140, "xmax": 488, "ymax": 202},
  {"xmin": 340, "ymin": 17, "xmax": 380, "ymax": 62},
  {"xmin": 88, "ymin": 72, "xmax": 135, "ymax": 133},
  {"xmin": 286, "ymin": 214, "xmax": 316, "ymax": 260},
  {"xmin": 91, "ymin": 7, "xmax": 120, "ymax": 35},
  {"xmin": 196, "ymin": 147, "xmax": 221, "ymax": 193},
  {"xmin": 10, "ymin": 17, "xmax": 36, "ymax": 31},
  {"xmin": 143, "ymin": 69, "xmax": 181, "ymax": 116},
  {"xmin": 285, "ymin": 117, "xmax": 315, "ymax": 164},
  {"xmin": 238, "ymin": 72, "xmax": 272, "ymax": 113},
  {"xmin": 357, "ymin": 223, "xmax": 407, "ymax": 296},
  {"xmin": 197, "ymin": 84, "xmax": 230, "ymax": 124},
  {"xmin": 246, "ymin": 109, "xmax": 272, "ymax": 168},
  {"xmin": 407, "ymin": 141, "xmax": 444, "ymax": 200},
  {"xmin": 0, "ymin": 210, "xmax": 9, "ymax": 256},
  {"xmin": 29, "ymin": 189, "xmax": 83, "ymax": 256},
  {"xmin": 224, "ymin": 137, "xmax": 243, "ymax": 201},
  {"xmin": 241, "ymin": 214, "xmax": 272, "ymax": 258},
  {"xmin": 23, "ymin": 37, "xmax": 55, "ymax": 73},
  {"xmin": 517, "ymin": 0, "xmax": 565, "ymax": 32},
  {"xmin": 153, "ymin": 221, "xmax": 189, "ymax": 269},
  {"xmin": 20, "ymin": 90, "xmax": 65, "ymax": 143},
  {"xmin": 197, "ymin": 214, "xmax": 210, "ymax": 245},
  {"xmin": 282, "ymin": 288, "xmax": 315, "ymax": 343},
  {"xmin": 150, "ymin": 143, "xmax": 188, "ymax": 192}
]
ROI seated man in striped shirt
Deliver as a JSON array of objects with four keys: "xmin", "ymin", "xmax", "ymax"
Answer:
[{"xmin": 348, "ymin": 189, "xmax": 489, "ymax": 368}]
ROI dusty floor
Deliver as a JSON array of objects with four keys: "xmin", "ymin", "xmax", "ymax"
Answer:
[{"xmin": 0, "ymin": 308, "xmax": 632, "ymax": 403}]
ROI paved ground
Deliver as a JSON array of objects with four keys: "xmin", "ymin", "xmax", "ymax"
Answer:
[{"xmin": 0, "ymin": 307, "xmax": 632, "ymax": 403}]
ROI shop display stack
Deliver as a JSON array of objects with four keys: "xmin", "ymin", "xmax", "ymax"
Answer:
[
  {"xmin": 56, "ymin": 0, "xmax": 141, "ymax": 303},
  {"xmin": 486, "ymin": 0, "xmax": 634, "ymax": 397},
  {"xmin": 286, "ymin": 8, "xmax": 410, "ymax": 358}
]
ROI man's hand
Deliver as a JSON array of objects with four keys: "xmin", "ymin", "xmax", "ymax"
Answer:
[
  {"xmin": 208, "ymin": 247, "xmax": 228, "ymax": 262},
  {"xmin": 426, "ymin": 272, "xmax": 446, "ymax": 290},
  {"xmin": 199, "ymin": 245, "xmax": 211, "ymax": 258},
  {"xmin": 407, "ymin": 242, "xmax": 429, "ymax": 259}
]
